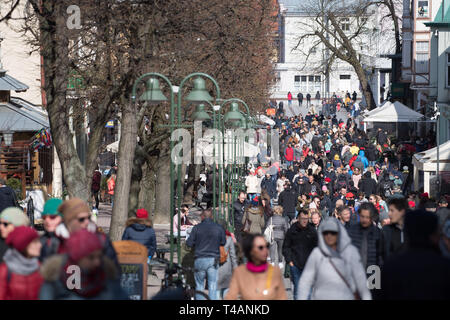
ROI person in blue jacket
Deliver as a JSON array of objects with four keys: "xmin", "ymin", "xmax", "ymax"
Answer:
[
  {"xmin": 358, "ymin": 150, "xmax": 369, "ymax": 170},
  {"xmin": 122, "ymin": 208, "xmax": 156, "ymax": 262}
]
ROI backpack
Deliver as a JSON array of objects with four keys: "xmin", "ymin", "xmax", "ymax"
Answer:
[
  {"xmin": 383, "ymin": 182, "xmax": 392, "ymax": 197},
  {"xmin": 264, "ymin": 217, "xmax": 274, "ymax": 245}
]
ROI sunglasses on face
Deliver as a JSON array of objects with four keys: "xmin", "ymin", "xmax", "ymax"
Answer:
[
  {"xmin": 43, "ymin": 215, "xmax": 59, "ymax": 220},
  {"xmin": 256, "ymin": 243, "xmax": 270, "ymax": 251},
  {"xmin": 323, "ymin": 231, "xmax": 338, "ymax": 236},
  {"xmin": 0, "ymin": 221, "xmax": 11, "ymax": 227},
  {"xmin": 78, "ymin": 216, "xmax": 91, "ymax": 223}
]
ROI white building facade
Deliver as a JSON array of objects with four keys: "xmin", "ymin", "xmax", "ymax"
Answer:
[{"xmin": 272, "ymin": 0, "xmax": 398, "ymax": 107}]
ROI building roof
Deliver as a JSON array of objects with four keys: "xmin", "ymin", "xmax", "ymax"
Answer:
[
  {"xmin": 0, "ymin": 69, "xmax": 29, "ymax": 92},
  {"xmin": 279, "ymin": 0, "xmax": 372, "ymax": 14},
  {"xmin": 424, "ymin": 0, "xmax": 450, "ymax": 27},
  {"xmin": 0, "ymin": 99, "xmax": 49, "ymax": 132}
]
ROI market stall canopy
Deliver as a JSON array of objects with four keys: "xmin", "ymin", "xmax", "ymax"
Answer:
[
  {"xmin": 413, "ymin": 140, "xmax": 450, "ymax": 172},
  {"xmin": 363, "ymin": 101, "xmax": 427, "ymax": 123},
  {"xmin": 0, "ymin": 100, "xmax": 49, "ymax": 131},
  {"xmin": 0, "ymin": 69, "xmax": 29, "ymax": 92}
]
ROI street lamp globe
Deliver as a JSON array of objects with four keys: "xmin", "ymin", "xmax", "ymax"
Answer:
[
  {"xmin": 185, "ymin": 77, "xmax": 214, "ymax": 103},
  {"xmin": 224, "ymin": 102, "xmax": 244, "ymax": 124},
  {"xmin": 2, "ymin": 131, "xmax": 13, "ymax": 146},
  {"xmin": 139, "ymin": 78, "xmax": 167, "ymax": 104},
  {"xmin": 192, "ymin": 104, "xmax": 211, "ymax": 122}
]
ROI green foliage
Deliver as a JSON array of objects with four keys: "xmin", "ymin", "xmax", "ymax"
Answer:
[{"xmin": 6, "ymin": 178, "xmax": 22, "ymax": 200}]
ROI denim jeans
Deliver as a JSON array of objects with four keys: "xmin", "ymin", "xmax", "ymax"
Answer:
[
  {"xmin": 369, "ymin": 161, "xmax": 376, "ymax": 167},
  {"xmin": 285, "ymin": 160, "xmax": 293, "ymax": 168},
  {"xmin": 219, "ymin": 288, "xmax": 229, "ymax": 300},
  {"xmin": 194, "ymin": 257, "xmax": 219, "ymax": 300},
  {"xmin": 290, "ymin": 265, "xmax": 303, "ymax": 300}
]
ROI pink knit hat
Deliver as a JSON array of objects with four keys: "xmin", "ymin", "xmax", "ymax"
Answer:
[{"xmin": 66, "ymin": 229, "xmax": 103, "ymax": 262}]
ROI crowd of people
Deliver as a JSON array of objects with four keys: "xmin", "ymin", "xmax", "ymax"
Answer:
[{"xmin": 0, "ymin": 96, "xmax": 449, "ymax": 301}]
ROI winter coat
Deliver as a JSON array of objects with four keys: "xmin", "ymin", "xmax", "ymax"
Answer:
[
  {"xmin": 217, "ymin": 235, "xmax": 238, "ymax": 290},
  {"xmin": 39, "ymin": 231, "xmax": 63, "ymax": 262},
  {"xmin": 0, "ymin": 185, "xmax": 18, "ymax": 213},
  {"xmin": 261, "ymin": 177, "xmax": 277, "ymax": 199},
  {"xmin": 242, "ymin": 207, "xmax": 265, "ymax": 235},
  {"xmin": 377, "ymin": 248, "xmax": 450, "ymax": 300},
  {"xmin": 233, "ymin": 199, "xmax": 249, "ymax": 234},
  {"xmin": 0, "ymin": 249, "xmax": 43, "ymax": 300},
  {"xmin": 269, "ymin": 215, "xmax": 290, "ymax": 240},
  {"xmin": 245, "ymin": 175, "xmax": 261, "ymax": 194},
  {"xmin": 278, "ymin": 187, "xmax": 297, "ymax": 218},
  {"xmin": 39, "ymin": 255, "xmax": 127, "ymax": 300},
  {"xmin": 298, "ymin": 219, "xmax": 372, "ymax": 300},
  {"xmin": 379, "ymin": 223, "xmax": 409, "ymax": 266},
  {"xmin": 347, "ymin": 223, "xmax": 381, "ymax": 268},
  {"xmin": 0, "ymin": 238, "xmax": 8, "ymax": 264},
  {"xmin": 282, "ymin": 223, "xmax": 318, "ymax": 270},
  {"xmin": 358, "ymin": 151, "xmax": 369, "ymax": 169},
  {"xmin": 365, "ymin": 145, "xmax": 377, "ymax": 162},
  {"xmin": 91, "ymin": 171, "xmax": 102, "ymax": 192},
  {"xmin": 107, "ymin": 177, "xmax": 115, "ymax": 195},
  {"xmin": 122, "ymin": 218, "xmax": 157, "ymax": 257},
  {"xmin": 186, "ymin": 218, "xmax": 226, "ymax": 259},
  {"xmin": 358, "ymin": 172, "xmax": 377, "ymax": 198},
  {"xmin": 284, "ymin": 147, "xmax": 294, "ymax": 161},
  {"xmin": 276, "ymin": 178, "xmax": 286, "ymax": 195}
]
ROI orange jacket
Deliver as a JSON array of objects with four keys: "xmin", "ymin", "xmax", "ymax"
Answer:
[{"xmin": 107, "ymin": 177, "xmax": 115, "ymax": 195}]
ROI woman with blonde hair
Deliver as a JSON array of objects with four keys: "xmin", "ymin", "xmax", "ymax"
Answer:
[{"xmin": 267, "ymin": 206, "xmax": 289, "ymax": 268}]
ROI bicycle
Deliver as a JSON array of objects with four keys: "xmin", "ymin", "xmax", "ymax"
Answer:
[{"xmin": 151, "ymin": 257, "xmax": 210, "ymax": 300}]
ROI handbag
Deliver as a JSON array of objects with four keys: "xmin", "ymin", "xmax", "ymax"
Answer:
[
  {"xmin": 242, "ymin": 210, "xmax": 252, "ymax": 233},
  {"xmin": 264, "ymin": 217, "xmax": 274, "ymax": 244},
  {"xmin": 327, "ymin": 256, "xmax": 361, "ymax": 300}
]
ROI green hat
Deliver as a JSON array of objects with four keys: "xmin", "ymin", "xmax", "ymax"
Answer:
[
  {"xmin": 42, "ymin": 198, "xmax": 63, "ymax": 216},
  {"xmin": 0, "ymin": 207, "xmax": 30, "ymax": 227}
]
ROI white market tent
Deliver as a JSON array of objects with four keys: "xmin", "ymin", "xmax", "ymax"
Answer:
[
  {"xmin": 106, "ymin": 140, "xmax": 119, "ymax": 153},
  {"xmin": 363, "ymin": 101, "xmax": 425, "ymax": 123},
  {"xmin": 412, "ymin": 141, "xmax": 450, "ymax": 196}
]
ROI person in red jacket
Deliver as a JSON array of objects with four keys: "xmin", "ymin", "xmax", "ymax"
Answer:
[
  {"xmin": 0, "ymin": 226, "xmax": 43, "ymax": 300},
  {"xmin": 284, "ymin": 144, "xmax": 294, "ymax": 168}
]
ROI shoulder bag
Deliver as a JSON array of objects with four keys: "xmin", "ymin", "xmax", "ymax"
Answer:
[
  {"xmin": 264, "ymin": 217, "xmax": 274, "ymax": 244},
  {"xmin": 328, "ymin": 256, "xmax": 361, "ymax": 300}
]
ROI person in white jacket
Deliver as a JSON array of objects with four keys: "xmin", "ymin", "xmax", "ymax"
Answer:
[
  {"xmin": 245, "ymin": 170, "xmax": 261, "ymax": 200},
  {"xmin": 297, "ymin": 217, "xmax": 371, "ymax": 300}
]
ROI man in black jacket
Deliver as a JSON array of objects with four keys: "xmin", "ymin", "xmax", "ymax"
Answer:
[
  {"xmin": 304, "ymin": 175, "xmax": 321, "ymax": 196},
  {"xmin": 278, "ymin": 181, "xmax": 297, "ymax": 222},
  {"xmin": 348, "ymin": 202, "xmax": 381, "ymax": 269},
  {"xmin": 186, "ymin": 208, "xmax": 226, "ymax": 300},
  {"xmin": 282, "ymin": 209, "xmax": 318, "ymax": 300},
  {"xmin": 0, "ymin": 178, "xmax": 18, "ymax": 213},
  {"xmin": 232, "ymin": 191, "xmax": 248, "ymax": 244},
  {"xmin": 376, "ymin": 209, "xmax": 450, "ymax": 300},
  {"xmin": 358, "ymin": 171, "xmax": 377, "ymax": 198},
  {"xmin": 297, "ymin": 92, "xmax": 303, "ymax": 107},
  {"xmin": 380, "ymin": 197, "xmax": 409, "ymax": 266}
]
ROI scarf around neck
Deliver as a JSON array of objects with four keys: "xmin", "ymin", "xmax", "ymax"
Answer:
[
  {"xmin": 246, "ymin": 261, "xmax": 268, "ymax": 273},
  {"xmin": 4, "ymin": 248, "xmax": 40, "ymax": 275}
]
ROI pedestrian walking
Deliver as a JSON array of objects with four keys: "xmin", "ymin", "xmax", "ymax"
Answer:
[
  {"xmin": 287, "ymin": 91, "xmax": 293, "ymax": 107},
  {"xmin": 122, "ymin": 208, "xmax": 157, "ymax": 262},
  {"xmin": 0, "ymin": 178, "xmax": 19, "ymax": 214},
  {"xmin": 186, "ymin": 209, "xmax": 226, "ymax": 300},
  {"xmin": 298, "ymin": 217, "xmax": 371, "ymax": 300},
  {"xmin": 268, "ymin": 206, "xmax": 289, "ymax": 267},
  {"xmin": 0, "ymin": 226, "xmax": 43, "ymax": 300},
  {"xmin": 225, "ymin": 234, "xmax": 287, "ymax": 300},
  {"xmin": 107, "ymin": 172, "xmax": 116, "ymax": 208},
  {"xmin": 241, "ymin": 197, "xmax": 265, "ymax": 235},
  {"xmin": 233, "ymin": 191, "xmax": 249, "ymax": 244},
  {"xmin": 39, "ymin": 198, "xmax": 63, "ymax": 262},
  {"xmin": 91, "ymin": 166, "xmax": 102, "ymax": 210},
  {"xmin": 282, "ymin": 209, "xmax": 318, "ymax": 300},
  {"xmin": 278, "ymin": 181, "xmax": 297, "ymax": 222},
  {"xmin": 306, "ymin": 93, "xmax": 311, "ymax": 107},
  {"xmin": 297, "ymin": 92, "xmax": 303, "ymax": 107},
  {"xmin": 217, "ymin": 220, "xmax": 238, "ymax": 299}
]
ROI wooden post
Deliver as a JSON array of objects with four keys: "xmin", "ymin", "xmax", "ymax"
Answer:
[{"xmin": 21, "ymin": 171, "xmax": 26, "ymax": 200}]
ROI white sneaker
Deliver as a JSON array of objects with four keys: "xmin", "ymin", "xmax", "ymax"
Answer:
[{"xmin": 279, "ymin": 262, "xmax": 284, "ymax": 269}]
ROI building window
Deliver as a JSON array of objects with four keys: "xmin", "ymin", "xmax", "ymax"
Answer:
[
  {"xmin": 294, "ymin": 75, "xmax": 301, "ymax": 89},
  {"xmin": 415, "ymin": 41, "xmax": 429, "ymax": 74},
  {"xmin": 341, "ymin": 18, "xmax": 350, "ymax": 31},
  {"xmin": 417, "ymin": 1, "xmax": 429, "ymax": 17},
  {"xmin": 447, "ymin": 53, "xmax": 450, "ymax": 87},
  {"xmin": 314, "ymin": 76, "xmax": 321, "ymax": 93},
  {"xmin": 340, "ymin": 75, "xmax": 351, "ymax": 80},
  {"xmin": 300, "ymin": 76, "xmax": 307, "ymax": 92}
]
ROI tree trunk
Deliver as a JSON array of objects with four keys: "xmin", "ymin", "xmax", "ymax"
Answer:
[
  {"xmin": 153, "ymin": 139, "xmax": 171, "ymax": 224},
  {"xmin": 138, "ymin": 162, "xmax": 155, "ymax": 217},
  {"xmin": 354, "ymin": 63, "xmax": 377, "ymax": 111},
  {"xmin": 109, "ymin": 97, "xmax": 137, "ymax": 240}
]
